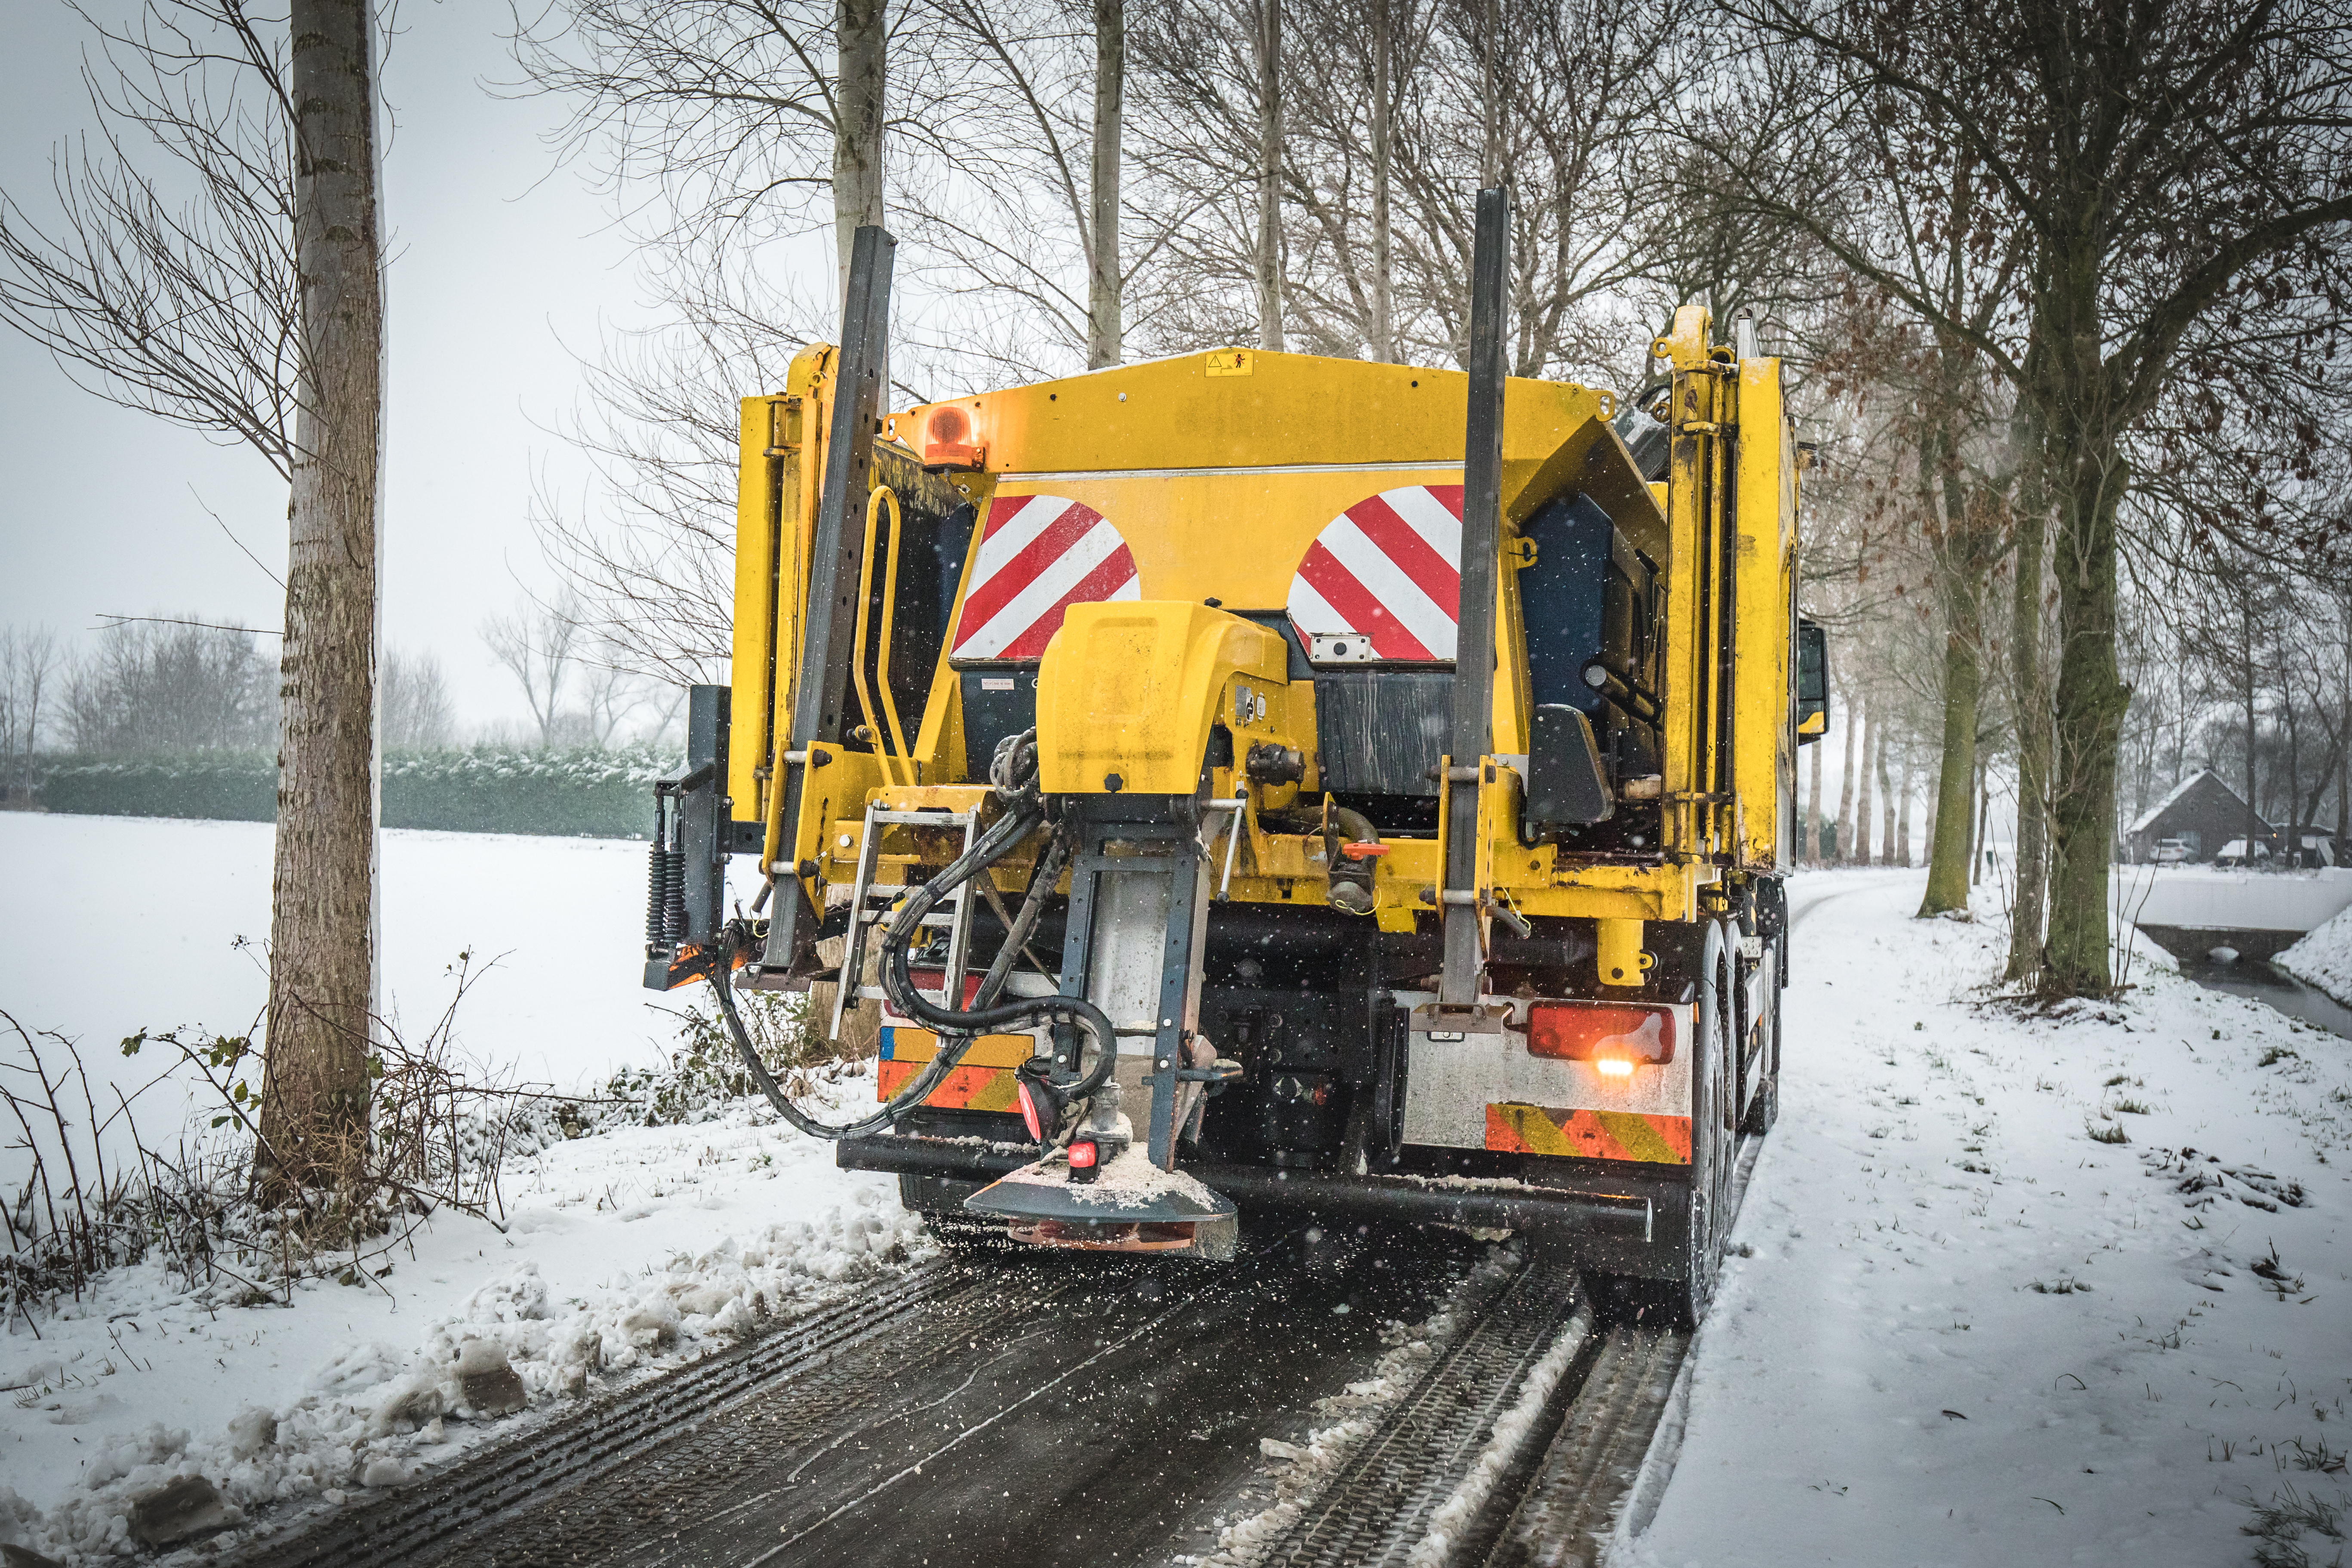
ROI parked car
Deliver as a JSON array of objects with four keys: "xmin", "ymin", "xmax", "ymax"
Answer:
[
  {"xmin": 2214, "ymin": 838, "xmax": 2272, "ymax": 868},
  {"xmin": 2152, "ymin": 838, "xmax": 2193, "ymax": 865}
]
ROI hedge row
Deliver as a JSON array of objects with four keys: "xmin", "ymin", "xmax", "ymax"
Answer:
[{"xmin": 20, "ymin": 745, "xmax": 683, "ymax": 840}]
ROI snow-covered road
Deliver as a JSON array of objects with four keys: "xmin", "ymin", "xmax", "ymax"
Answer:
[{"xmin": 1622, "ymin": 869, "xmax": 2352, "ymax": 1568}]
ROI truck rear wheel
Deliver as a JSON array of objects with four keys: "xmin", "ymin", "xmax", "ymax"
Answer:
[
  {"xmin": 1741, "ymin": 942, "xmax": 1781, "ymax": 1136},
  {"xmin": 1671, "ymin": 921, "xmax": 1737, "ymax": 1327}
]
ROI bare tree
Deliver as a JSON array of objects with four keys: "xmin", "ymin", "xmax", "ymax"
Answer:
[
  {"xmin": 0, "ymin": 0, "xmax": 390, "ymax": 1187},
  {"xmin": 1087, "ymin": 0, "xmax": 1124, "ymax": 368},
  {"xmin": 0, "ymin": 2, "xmax": 298, "ymax": 474},
  {"xmin": 61, "ymin": 616, "xmax": 278, "ymax": 754},
  {"xmin": 1254, "ymin": 0, "xmax": 1282, "ymax": 350},
  {"xmin": 382, "ymin": 647, "xmax": 456, "ymax": 750},
  {"xmin": 1713, "ymin": 0, "xmax": 2352, "ymax": 994},
  {"xmin": 483, "ymin": 593, "xmax": 584, "ymax": 749},
  {"xmin": 835, "ymin": 0, "xmax": 890, "ymax": 283},
  {"xmin": 259, "ymin": 0, "xmax": 387, "ymax": 1194},
  {"xmin": 1366, "ymin": 0, "xmax": 1396, "ymax": 361},
  {"xmin": 0, "ymin": 626, "xmax": 63, "ymax": 801},
  {"xmin": 530, "ymin": 285, "xmax": 780, "ymax": 686},
  {"xmin": 579, "ymin": 647, "xmax": 660, "ymax": 746}
]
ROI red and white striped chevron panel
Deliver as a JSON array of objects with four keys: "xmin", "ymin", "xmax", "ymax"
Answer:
[
  {"xmin": 951, "ymin": 494, "xmax": 1141, "ymax": 661},
  {"xmin": 1285, "ymin": 484, "xmax": 1467, "ymax": 661}
]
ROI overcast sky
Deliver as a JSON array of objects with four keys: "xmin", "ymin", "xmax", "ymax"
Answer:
[{"xmin": 0, "ymin": 1, "xmax": 675, "ymax": 730}]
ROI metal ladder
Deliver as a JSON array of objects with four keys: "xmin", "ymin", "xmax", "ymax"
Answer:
[{"xmin": 828, "ymin": 801, "xmax": 982, "ymax": 1041}]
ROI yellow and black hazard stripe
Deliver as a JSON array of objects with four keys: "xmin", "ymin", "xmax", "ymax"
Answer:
[{"xmin": 1483, "ymin": 1103, "xmax": 1693, "ymax": 1164}]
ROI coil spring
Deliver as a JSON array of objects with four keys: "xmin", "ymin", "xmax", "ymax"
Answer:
[
  {"xmin": 661, "ymin": 844, "xmax": 689, "ymax": 943},
  {"xmin": 644, "ymin": 841, "xmax": 671, "ymax": 947}
]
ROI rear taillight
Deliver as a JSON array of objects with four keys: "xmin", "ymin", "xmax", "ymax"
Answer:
[
  {"xmin": 1066, "ymin": 1140, "xmax": 1100, "ymax": 1183},
  {"xmin": 1527, "ymin": 1002, "xmax": 1675, "ymax": 1066},
  {"xmin": 1013, "ymin": 1059, "xmax": 1066, "ymax": 1147}
]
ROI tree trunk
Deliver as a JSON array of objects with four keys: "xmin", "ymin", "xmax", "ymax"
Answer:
[
  {"xmin": 2006, "ymin": 484, "xmax": 2050, "ymax": 981},
  {"xmin": 2242, "ymin": 595, "xmax": 2261, "ymax": 857},
  {"xmin": 1875, "ymin": 723, "xmax": 1895, "ymax": 864},
  {"xmin": 1854, "ymin": 699, "xmax": 1877, "ymax": 866},
  {"xmin": 1973, "ymin": 760, "xmax": 1989, "ymax": 884},
  {"xmin": 2041, "ymin": 446, "xmax": 2131, "ymax": 995},
  {"xmin": 2338, "ymin": 593, "xmax": 2350, "ymax": 850},
  {"xmin": 259, "ymin": 0, "xmax": 384, "ymax": 1197},
  {"xmin": 1254, "ymin": 0, "xmax": 1282, "ymax": 352},
  {"xmin": 1922, "ymin": 769, "xmax": 1937, "ymax": 861},
  {"xmin": 1368, "ymin": 0, "xmax": 1392, "ymax": 362},
  {"xmin": 1086, "ymin": 0, "xmax": 1124, "ymax": 370},
  {"xmin": 1896, "ymin": 745, "xmax": 1915, "ymax": 866},
  {"xmin": 833, "ymin": 0, "xmax": 887, "ymax": 302},
  {"xmin": 1805, "ymin": 709, "xmax": 1824, "ymax": 862},
  {"xmin": 1478, "ymin": 0, "xmax": 1499, "ymax": 185},
  {"xmin": 1920, "ymin": 594, "xmax": 1980, "ymax": 910},
  {"xmin": 1836, "ymin": 682, "xmax": 1861, "ymax": 863}
]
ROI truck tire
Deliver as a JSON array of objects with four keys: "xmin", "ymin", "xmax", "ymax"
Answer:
[
  {"xmin": 1741, "ymin": 943, "xmax": 1781, "ymax": 1137},
  {"xmin": 1672, "ymin": 921, "xmax": 1737, "ymax": 1328}
]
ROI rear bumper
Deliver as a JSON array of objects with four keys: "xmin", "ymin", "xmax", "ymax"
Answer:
[{"xmin": 837, "ymin": 1132, "xmax": 1690, "ymax": 1275}]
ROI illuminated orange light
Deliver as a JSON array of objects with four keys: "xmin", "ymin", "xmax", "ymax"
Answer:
[
  {"xmin": 922, "ymin": 405, "xmax": 985, "ymax": 469},
  {"xmin": 1527, "ymin": 1001, "xmax": 1676, "ymax": 1064},
  {"xmin": 1594, "ymin": 1057, "xmax": 1636, "ymax": 1078}
]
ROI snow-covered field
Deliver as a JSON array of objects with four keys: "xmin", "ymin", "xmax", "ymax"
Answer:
[
  {"xmin": 1623, "ymin": 871, "xmax": 2352, "ymax": 1568},
  {"xmin": 6, "ymin": 816, "xmax": 2349, "ymax": 1566},
  {"xmin": 0, "ymin": 811, "xmax": 711, "ymax": 1107}
]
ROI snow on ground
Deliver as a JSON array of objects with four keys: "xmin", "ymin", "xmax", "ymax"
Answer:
[
  {"xmin": 2282, "ymin": 905, "xmax": 2352, "ymax": 1009},
  {"xmin": 0, "ymin": 1072, "xmax": 922, "ymax": 1563},
  {"xmin": 1620, "ymin": 869, "xmax": 2352, "ymax": 1568},
  {"xmin": 3, "ymin": 813, "xmax": 919, "ymax": 1563},
  {"xmin": 10, "ymin": 819, "xmax": 2352, "ymax": 1565}
]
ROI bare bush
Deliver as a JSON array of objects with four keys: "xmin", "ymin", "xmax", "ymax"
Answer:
[{"xmin": 1, "ymin": 954, "xmax": 584, "ymax": 1325}]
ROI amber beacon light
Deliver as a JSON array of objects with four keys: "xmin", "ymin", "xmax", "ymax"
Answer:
[{"xmin": 922, "ymin": 405, "xmax": 985, "ymax": 469}]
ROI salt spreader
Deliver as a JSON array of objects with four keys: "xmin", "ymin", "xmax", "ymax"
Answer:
[{"xmin": 641, "ymin": 191, "xmax": 1826, "ymax": 1319}]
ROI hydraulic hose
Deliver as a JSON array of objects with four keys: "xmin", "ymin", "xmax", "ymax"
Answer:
[
  {"xmin": 709, "ymin": 731, "xmax": 1116, "ymax": 1140},
  {"xmin": 877, "ymin": 813, "xmax": 1120, "ymax": 1103}
]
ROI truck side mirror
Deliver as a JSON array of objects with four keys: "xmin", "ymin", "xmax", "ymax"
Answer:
[{"xmin": 1796, "ymin": 620, "xmax": 1829, "ymax": 743}]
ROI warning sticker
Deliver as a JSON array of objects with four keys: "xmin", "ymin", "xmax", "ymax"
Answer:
[
  {"xmin": 1285, "ymin": 485, "xmax": 1467, "ymax": 661},
  {"xmin": 951, "ymin": 494, "xmax": 1140, "ymax": 661}
]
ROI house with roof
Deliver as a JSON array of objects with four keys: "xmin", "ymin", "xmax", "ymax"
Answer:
[{"xmin": 2125, "ymin": 769, "xmax": 2275, "ymax": 864}]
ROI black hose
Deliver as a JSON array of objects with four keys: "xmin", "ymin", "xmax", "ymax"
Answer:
[
  {"xmin": 708, "ymin": 730, "xmax": 1115, "ymax": 1140},
  {"xmin": 710, "ymin": 803, "xmax": 1040, "ymax": 1141},
  {"xmin": 877, "ymin": 812, "xmax": 1120, "ymax": 1100}
]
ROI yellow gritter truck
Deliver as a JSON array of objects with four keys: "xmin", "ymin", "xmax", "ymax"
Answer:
[{"xmin": 642, "ymin": 196, "xmax": 1827, "ymax": 1321}]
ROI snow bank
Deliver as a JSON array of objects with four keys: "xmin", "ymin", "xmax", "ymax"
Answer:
[
  {"xmin": 2, "ymin": 1061, "xmax": 925, "ymax": 1563},
  {"xmin": 2279, "ymin": 903, "xmax": 2352, "ymax": 1006},
  {"xmin": 1615, "ymin": 868, "xmax": 2352, "ymax": 1568}
]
